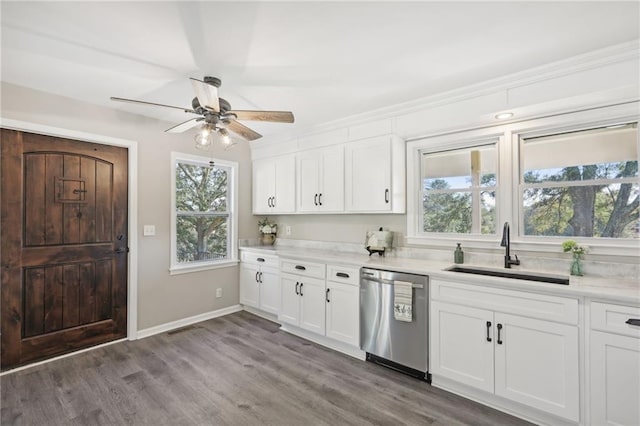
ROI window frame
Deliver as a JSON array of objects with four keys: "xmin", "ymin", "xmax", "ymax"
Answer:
[
  {"xmin": 406, "ymin": 102, "xmax": 640, "ymax": 257},
  {"xmin": 170, "ymin": 152, "xmax": 239, "ymax": 275}
]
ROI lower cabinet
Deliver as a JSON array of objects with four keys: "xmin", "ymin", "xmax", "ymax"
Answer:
[
  {"xmin": 430, "ymin": 279, "xmax": 580, "ymax": 422},
  {"xmin": 239, "ymin": 251, "xmax": 280, "ymax": 315},
  {"xmin": 589, "ymin": 301, "xmax": 640, "ymax": 426},
  {"xmin": 325, "ymin": 278, "xmax": 360, "ymax": 347},
  {"xmin": 280, "ymin": 273, "xmax": 330, "ymax": 335}
]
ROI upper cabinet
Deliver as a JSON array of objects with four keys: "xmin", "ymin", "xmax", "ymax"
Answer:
[
  {"xmin": 253, "ymin": 155, "xmax": 295, "ymax": 214},
  {"xmin": 297, "ymin": 145, "xmax": 344, "ymax": 213},
  {"xmin": 345, "ymin": 135, "xmax": 405, "ymax": 213}
]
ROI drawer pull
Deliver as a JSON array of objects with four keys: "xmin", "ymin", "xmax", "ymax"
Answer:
[
  {"xmin": 626, "ymin": 318, "xmax": 640, "ymax": 327},
  {"xmin": 336, "ymin": 272, "xmax": 350, "ymax": 278},
  {"xmin": 295, "ymin": 265, "xmax": 306, "ymax": 271},
  {"xmin": 257, "ymin": 257, "xmax": 265, "ymax": 262},
  {"xmin": 486, "ymin": 321, "xmax": 492, "ymax": 342}
]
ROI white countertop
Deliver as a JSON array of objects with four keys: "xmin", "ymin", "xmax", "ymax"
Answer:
[{"xmin": 240, "ymin": 245, "xmax": 640, "ymax": 305}]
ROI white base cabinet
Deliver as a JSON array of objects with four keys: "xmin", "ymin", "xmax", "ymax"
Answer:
[
  {"xmin": 325, "ymin": 266, "xmax": 360, "ymax": 347},
  {"xmin": 430, "ymin": 279, "xmax": 580, "ymax": 422},
  {"xmin": 589, "ymin": 301, "xmax": 640, "ymax": 426},
  {"xmin": 239, "ymin": 251, "xmax": 280, "ymax": 315}
]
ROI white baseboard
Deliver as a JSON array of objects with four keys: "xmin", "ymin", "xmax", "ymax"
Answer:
[
  {"xmin": 137, "ymin": 304, "xmax": 243, "ymax": 339},
  {"xmin": 279, "ymin": 324, "xmax": 366, "ymax": 361}
]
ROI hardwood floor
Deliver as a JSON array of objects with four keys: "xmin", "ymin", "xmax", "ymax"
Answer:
[{"xmin": 1, "ymin": 311, "xmax": 532, "ymax": 425}]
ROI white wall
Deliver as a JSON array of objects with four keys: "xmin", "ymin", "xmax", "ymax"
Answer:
[{"xmin": 1, "ymin": 82, "xmax": 255, "ymax": 330}]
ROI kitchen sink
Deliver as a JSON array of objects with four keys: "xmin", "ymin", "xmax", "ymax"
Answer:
[{"xmin": 445, "ymin": 265, "xmax": 570, "ymax": 285}]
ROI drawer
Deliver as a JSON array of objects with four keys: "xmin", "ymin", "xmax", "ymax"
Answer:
[
  {"xmin": 591, "ymin": 301, "xmax": 640, "ymax": 338},
  {"xmin": 280, "ymin": 258, "xmax": 325, "ymax": 279},
  {"xmin": 326, "ymin": 264, "xmax": 360, "ymax": 286},
  {"xmin": 240, "ymin": 251, "xmax": 279, "ymax": 268},
  {"xmin": 431, "ymin": 279, "xmax": 579, "ymax": 325}
]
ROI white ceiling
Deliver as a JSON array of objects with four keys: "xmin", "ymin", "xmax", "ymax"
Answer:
[{"xmin": 2, "ymin": 1, "xmax": 639, "ymax": 139}]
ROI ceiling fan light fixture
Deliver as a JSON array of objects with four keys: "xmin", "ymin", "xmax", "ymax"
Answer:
[
  {"xmin": 194, "ymin": 124, "xmax": 214, "ymax": 150},
  {"xmin": 218, "ymin": 128, "xmax": 237, "ymax": 149}
]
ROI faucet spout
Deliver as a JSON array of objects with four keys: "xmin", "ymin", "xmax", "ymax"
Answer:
[{"xmin": 501, "ymin": 222, "xmax": 520, "ymax": 269}]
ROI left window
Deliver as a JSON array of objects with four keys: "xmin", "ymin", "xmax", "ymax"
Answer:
[{"xmin": 170, "ymin": 153, "xmax": 238, "ymax": 274}]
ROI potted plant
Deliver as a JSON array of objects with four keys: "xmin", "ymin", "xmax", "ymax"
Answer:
[
  {"xmin": 258, "ymin": 217, "xmax": 277, "ymax": 245},
  {"xmin": 562, "ymin": 240, "xmax": 588, "ymax": 276}
]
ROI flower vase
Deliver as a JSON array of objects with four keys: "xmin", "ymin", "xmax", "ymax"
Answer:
[
  {"xmin": 570, "ymin": 252, "xmax": 583, "ymax": 276},
  {"xmin": 261, "ymin": 233, "xmax": 276, "ymax": 246}
]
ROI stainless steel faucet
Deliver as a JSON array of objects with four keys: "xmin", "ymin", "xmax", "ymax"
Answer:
[{"xmin": 500, "ymin": 222, "xmax": 520, "ymax": 269}]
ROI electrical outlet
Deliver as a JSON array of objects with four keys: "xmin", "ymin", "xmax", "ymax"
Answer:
[
  {"xmin": 216, "ymin": 288, "xmax": 223, "ymax": 298},
  {"xmin": 143, "ymin": 225, "xmax": 156, "ymax": 236},
  {"xmin": 285, "ymin": 226, "xmax": 291, "ymax": 236}
]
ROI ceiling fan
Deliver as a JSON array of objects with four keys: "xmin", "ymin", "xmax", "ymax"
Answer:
[{"xmin": 111, "ymin": 76, "xmax": 294, "ymax": 148}]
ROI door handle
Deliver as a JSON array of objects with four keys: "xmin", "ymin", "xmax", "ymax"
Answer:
[
  {"xmin": 384, "ymin": 188, "xmax": 389, "ymax": 203},
  {"xmin": 299, "ymin": 283, "xmax": 304, "ymax": 296},
  {"xmin": 326, "ymin": 288, "xmax": 330, "ymax": 303},
  {"xmin": 314, "ymin": 193, "xmax": 318, "ymax": 206},
  {"xmin": 626, "ymin": 318, "xmax": 640, "ymax": 326},
  {"xmin": 114, "ymin": 247, "xmax": 129, "ymax": 254},
  {"xmin": 497, "ymin": 323, "xmax": 503, "ymax": 345},
  {"xmin": 272, "ymin": 197, "xmax": 276, "ymax": 207},
  {"xmin": 255, "ymin": 271, "xmax": 259, "ymax": 283},
  {"xmin": 295, "ymin": 282, "xmax": 299, "ymax": 295},
  {"xmin": 259, "ymin": 272, "xmax": 263, "ymax": 283},
  {"xmin": 267, "ymin": 197, "xmax": 272, "ymax": 208},
  {"xmin": 486, "ymin": 321, "xmax": 492, "ymax": 342},
  {"xmin": 318, "ymin": 193, "xmax": 322, "ymax": 206}
]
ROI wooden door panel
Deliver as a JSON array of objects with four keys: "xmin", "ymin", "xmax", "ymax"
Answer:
[{"xmin": 1, "ymin": 129, "xmax": 128, "ymax": 370}]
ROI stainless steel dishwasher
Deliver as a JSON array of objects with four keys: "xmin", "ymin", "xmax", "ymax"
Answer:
[{"xmin": 360, "ymin": 267, "xmax": 430, "ymax": 381}]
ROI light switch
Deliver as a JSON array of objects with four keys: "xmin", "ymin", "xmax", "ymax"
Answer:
[{"xmin": 143, "ymin": 225, "xmax": 156, "ymax": 236}]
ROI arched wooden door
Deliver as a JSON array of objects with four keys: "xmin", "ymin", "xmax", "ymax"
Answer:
[{"xmin": 1, "ymin": 129, "xmax": 128, "ymax": 370}]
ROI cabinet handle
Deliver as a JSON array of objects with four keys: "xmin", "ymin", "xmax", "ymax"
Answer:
[
  {"xmin": 384, "ymin": 188, "xmax": 389, "ymax": 203},
  {"xmin": 267, "ymin": 197, "xmax": 272, "ymax": 208},
  {"xmin": 295, "ymin": 265, "xmax": 306, "ymax": 271},
  {"xmin": 326, "ymin": 288, "xmax": 330, "ymax": 303},
  {"xmin": 257, "ymin": 257, "xmax": 265, "ymax": 262},
  {"xmin": 295, "ymin": 282, "xmax": 299, "ymax": 295},
  {"xmin": 255, "ymin": 271, "xmax": 259, "ymax": 283},
  {"xmin": 259, "ymin": 272, "xmax": 263, "ymax": 283},
  {"xmin": 272, "ymin": 196, "xmax": 276, "ymax": 207},
  {"xmin": 299, "ymin": 282, "xmax": 304, "ymax": 296},
  {"xmin": 336, "ymin": 272, "xmax": 349, "ymax": 278},
  {"xmin": 314, "ymin": 193, "xmax": 318, "ymax": 206},
  {"xmin": 497, "ymin": 323, "xmax": 503, "ymax": 345},
  {"xmin": 318, "ymin": 193, "xmax": 322, "ymax": 206},
  {"xmin": 626, "ymin": 318, "xmax": 640, "ymax": 327},
  {"xmin": 486, "ymin": 321, "xmax": 492, "ymax": 342}
]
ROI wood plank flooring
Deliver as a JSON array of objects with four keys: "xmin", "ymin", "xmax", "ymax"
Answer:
[{"xmin": 1, "ymin": 311, "xmax": 533, "ymax": 425}]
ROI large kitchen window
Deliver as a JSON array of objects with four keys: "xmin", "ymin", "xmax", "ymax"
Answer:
[
  {"xmin": 170, "ymin": 152, "xmax": 238, "ymax": 274},
  {"xmin": 520, "ymin": 123, "xmax": 638, "ymax": 239},
  {"xmin": 420, "ymin": 142, "xmax": 498, "ymax": 235}
]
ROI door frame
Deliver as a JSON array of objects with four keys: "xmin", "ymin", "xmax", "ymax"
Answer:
[{"xmin": 1, "ymin": 118, "xmax": 138, "ymax": 340}]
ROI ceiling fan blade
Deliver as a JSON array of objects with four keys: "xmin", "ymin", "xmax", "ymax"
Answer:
[
  {"xmin": 190, "ymin": 78, "xmax": 220, "ymax": 112},
  {"xmin": 227, "ymin": 120, "xmax": 262, "ymax": 141},
  {"xmin": 165, "ymin": 118, "xmax": 203, "ymax": 133},
  {"xmin": 110, "ymin": 97, "xmax": 196, "ymax": 113},
  {"xmin": 229, "ymin": 110, "xmax": 294, "ymax": 123}
]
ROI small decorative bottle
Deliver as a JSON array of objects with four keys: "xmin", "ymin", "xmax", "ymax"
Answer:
[{"xmin": 454, "ymin": 243, "xmax": 464, "ymax": 264}]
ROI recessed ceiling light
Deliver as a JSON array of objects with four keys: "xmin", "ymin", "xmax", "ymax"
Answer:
[{"xmin": 495, "ymin": 112, "xmax": 514, "ymax": 120}]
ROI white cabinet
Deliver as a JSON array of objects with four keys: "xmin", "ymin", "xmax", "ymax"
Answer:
[
  {"xmin": 589, "ymin": 301, "xmax": 640, "ymax": 426},
  {"xmin": 344, "ymin": 135, "xmax": 405, "ymax": 213},
  {"xmin": 297, "ymin": 145, "xmax": 344, "ymax": 212},
  {"xmin": 279, "ymin": 259, "xmax": 326, "ymax": 334},
  {"xmin": 239, "ymin": 251, "xmax": 280, "ymax": 315},
  {"xmin": 252, "ymin": 155, "xmax": 295, "ymax": 214},
  {"xmin": 430, "ymin": 279, "xmax": 579, "ymax": 422},
  {"xmin": 325, "ymin": 265, "xmax": 360, "ymax": 347}
]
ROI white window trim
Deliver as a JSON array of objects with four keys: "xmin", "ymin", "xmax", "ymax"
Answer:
[
  {"xmin": 170, "ymin": 152, "xmax": 239, "ymax": 275},
  {"xmin": 406, "ymin": 102, "xmax": 640, "ymax": 257}
]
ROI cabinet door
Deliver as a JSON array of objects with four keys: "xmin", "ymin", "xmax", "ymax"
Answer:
[
  {"xmin": 325, "ymin": 281, "xmax": 359, "ymax": 346},
  {"xmin": 494, "ymin": 313, "xmax": 579, "ymax": 422},
  {"xmin": 590, "ymin": 330, "xmax": 640, "ymax": 426},
  {"xmin": 253, "ymin": 158, "xmax": 274, "ymax": 214},
  {"xmin": 345, "ymin": 136, "xmax": 391, "ymax": 212},
  {"xmin": 239, "ymin": 263, "xmax": 260, "ymax": 308},
  {"xmin": 279, "ymin": 274, "xmax": 300, "ymax": 326},
  {"xmin": 299, "ymin": 276, "xmax": 326, "ymax": 335},
  {"xmin": 273, "ymin": 155, "xmax": 295, "ymax": 213},
  {"xmin": 297, "ymin": 152, "xmax": 320, "ymax": 212},
  {"xmin": 430, "ymin": 301, "xmax": 494, "ymax": 393},
  {"xmin": 319, "ymin": 145, "xmax": 344, "ymax": 212},
  {"xmin": 258, "ymin": 267, "xmax": 280, "ymax": 315}
]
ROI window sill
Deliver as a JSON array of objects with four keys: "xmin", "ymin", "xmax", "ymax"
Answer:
[{"xmin": 169, "ymin": 259, "xmax": 239, "ymax": 276}]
